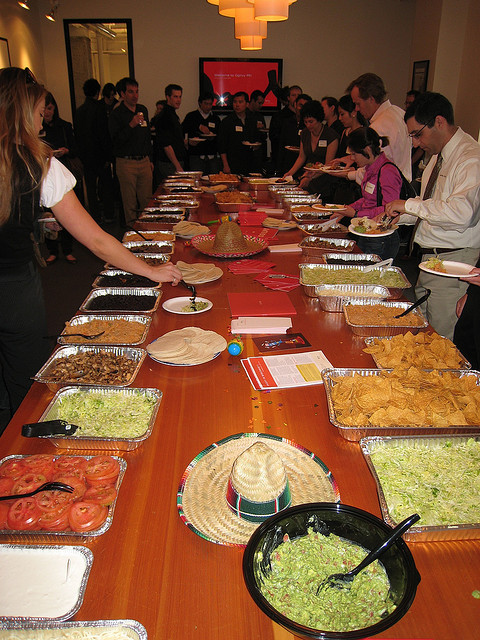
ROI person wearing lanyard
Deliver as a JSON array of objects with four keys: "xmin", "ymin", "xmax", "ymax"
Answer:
[
  {"xmin": 385, "ymin": 92, "xmax": 480, "ymax": 339},
  {"xmin": 108, "ymin": 77, "xmax": 153, "ymax": 225},
  {"xmin": 0, "ymin": 67, "xmax": 182, "ymax": 433},
  {"xmin": 182, "ymin": 92, "xmax": 221, "ymax": 175},
  {"xmin": 218, "ymin": 91, "xmax": 262, "ymax": 175}
]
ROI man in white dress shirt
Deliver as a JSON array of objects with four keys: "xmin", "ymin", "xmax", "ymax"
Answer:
[
  {"xmin": 347, "ymin": 73, "xmax": 412, "ymax": 181},
  {"xmin": 385, "ymin": 92, "xmax": 480, "ymax": 339}
]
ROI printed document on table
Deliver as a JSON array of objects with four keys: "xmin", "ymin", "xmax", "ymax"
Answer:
[{"xmin": 241, "ymin": 350, "xmax": 333, "ymax": 390}]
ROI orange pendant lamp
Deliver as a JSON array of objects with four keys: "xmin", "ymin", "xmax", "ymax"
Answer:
[
  {"xmin": 239, "ymin": 35, "xmax": 263, "ymax": 50},
  {"xmin": 248, "ymin": 0, "xmax": 297, "ymax": 21},
  {"xmin": 218, "ymin": 0, "xmax": 252, "ymax": 18},
  {"xmin": 234, "ymin": 7, "xmax": 267, "ymax": 38}
]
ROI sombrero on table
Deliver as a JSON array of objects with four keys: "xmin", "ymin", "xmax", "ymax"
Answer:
[
  {"xmin": 177, "ymin": 432, "xmax": 340, "ymax": 547},
  {"xmin": 191, "ymin": 221, "xmax": 268, "ymax": 258}
]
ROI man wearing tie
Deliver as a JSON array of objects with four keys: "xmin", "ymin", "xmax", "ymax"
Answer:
[{"xmin": 385, "ymin": 92, "xmax": 480, "ymax": 339}]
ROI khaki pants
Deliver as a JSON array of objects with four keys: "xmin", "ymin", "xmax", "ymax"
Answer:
[
  {"xmin": 115, "ymin": 157, "xmax": 152, "ymax": 225},
  {"xmin": 415, "ymin": 246, "xmax": 480, "ymax": 339}
]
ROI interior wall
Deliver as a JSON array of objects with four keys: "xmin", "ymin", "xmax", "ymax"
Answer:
[
  {"xmin": 455, "ymin": 0, "xmax": 480, "ymax": 139},
  {"xmin": 25, "ymin": 0, "xmax": 416, "ymax": 122},
  {"xmin": 0, "ymin": 1, "xmax": 46, "ymax": 78}
]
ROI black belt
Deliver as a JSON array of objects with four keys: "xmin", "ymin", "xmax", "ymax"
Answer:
[
  {"xmin": 419, "ymin": 247, "xmax": 459, "ymax": 255},
  {"xmin": 117, "ymin": 155, "xmax": 147, "ymax": 160}
]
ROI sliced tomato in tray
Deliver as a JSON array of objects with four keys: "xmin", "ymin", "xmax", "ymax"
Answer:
[
  {"xmin": 85, "ymin": 456, "xmax": 120, "ymax": 486},
  {"xmin": 84, "ymin": 484, "xmax": 117, "ymax": 506},
  {"xmin": 7, "ymin": 497, "xmax": 40, "ymax": 530},
  {"xmin": 69, "ymin": 501, "xmax": 108, "ymax": 532}
]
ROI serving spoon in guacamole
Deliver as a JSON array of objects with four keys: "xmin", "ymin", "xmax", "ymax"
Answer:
[{"xmin": 317, "ymin": 513, "xmax": 420, "ymax": 594}]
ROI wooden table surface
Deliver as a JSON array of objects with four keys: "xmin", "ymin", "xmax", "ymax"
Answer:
[{"xmin": 1, "ymin": 189, "xmax": 479, "ymax": 640}]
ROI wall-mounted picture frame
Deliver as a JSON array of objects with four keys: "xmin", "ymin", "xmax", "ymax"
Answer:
[
  {"xmin": 411, "ymin": 60, "xmax": 429, "ymax": 93},
  {"xmin": 0, "ymin": 37, "xmax": 12, "ymax": 68}
]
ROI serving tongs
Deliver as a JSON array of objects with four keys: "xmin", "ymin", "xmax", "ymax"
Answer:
[
  {"xmin": 394, "ymin": 289, "xmax": 431, "ymax": 318},
  {"xmin": 22, "ymin": 419, "xmax": 79, "ymax": 438},
  {"xmin": 179, "ymin": 279, "xmax": 198, "ymax": 311},
  {"xmin": 0, "ymin": 481, "xmax": 74, "ymax": 502},
  {"xmin": 363, "ymin": 258, "xmax": 393, "ymax": 273},
  {"xmin": 378, "ymin": 213, "xmax": 395, "ymax": 230}
]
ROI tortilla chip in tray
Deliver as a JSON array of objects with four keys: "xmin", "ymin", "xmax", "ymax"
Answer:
[
  {"xmin": 321, "ymin": 367, "xmax": 480, "ymax": 442},
  {"xmin": 360, "ymin": 434, "xmax": 480, "ymax": 542}
]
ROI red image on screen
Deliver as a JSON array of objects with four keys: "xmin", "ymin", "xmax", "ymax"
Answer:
[{"xmin": 200, "ymin": 58, "xmax": 282, "ymax": 111}]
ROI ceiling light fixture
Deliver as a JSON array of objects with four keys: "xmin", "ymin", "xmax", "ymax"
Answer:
[
  {"xmin": 45, "ymin": 0, "xmax": 59, "ymax": 22},
  {"xmin": 234, "ymin": 7, "xmax": 267, "ymax": 39},
  {"xmin": 239, "ymin": 35, "xmax": 263, "ymax": 50},
  {"xmin": 18, "ymin": 0, "xmax": 31, "ymax": 10},
  {"xmin": 218, "ymin": 0, "xmax": 251, "ymax": 18},
  {"xmin": 248, "ymin": 0, "xmax": 297, "ymax": 22}
]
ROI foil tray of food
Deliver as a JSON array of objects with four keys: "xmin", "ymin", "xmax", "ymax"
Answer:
[
  {"xmin": 79, "ymin": 288, "xmax": 162, "ymax": 313},
  {"xmin": 313, "ymin": 285, "xmax": 390, "ymax": 312},
  {"xmin": 343, "ymin": 299, "xmax": 428, "ymax": 336},
  {"xmin": 122, "ymin": 240, "xmax": 174, "ymax": 255},
  {"xmin": 93, "ymin": 270, "xmax": 160, "ymax": 289},
  {"xmin": 360, "ymin": 434, "xmax": 480, "ymax": 541},
  {"xmin": 0, "ymin": 619, "xmax": 148, "ymax": 639},
  {"xmin": 58, "ymin": 313, "xmax": 152, "ymax": 346},
  {"xmin": 322, "ymin": 252, "xmax": 381, "ymax": 265},
  {"xmin": 299, "ymin": 236, "xmax": 355, "ymax": 255}
]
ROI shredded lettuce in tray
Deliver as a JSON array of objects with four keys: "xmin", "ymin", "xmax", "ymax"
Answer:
[
  {"xmin": 46, "ymin": 391, "xmax": 156, "ymax": 438},
  {"xmin": 370, "ymin": 438, "xmax": 480, "ymax": 526}
]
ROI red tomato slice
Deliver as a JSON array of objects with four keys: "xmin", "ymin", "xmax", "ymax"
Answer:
[
  {"xmin": 38, "ymin": 505, "xmax": 70, "ymax": 532},
  {"xmin": 54, "ymin": 475, "xmax": 86, "ymax": 501},
  {"xmin": 53, "ymin": 456, "xmax": 87, "ymax": 481},
  {"xmin": 68, "ymin": 501, "xmax": 108, "ymax": 532},
  {"xmin": 12, "ymin": 473, "xmax": 47, "ymax": 495},
  {"xmin": 7, "ymin": 497, "xmax": 40, "ymax": 530},
  {"xmin": 36, "ymin": 489, "xmax": 74, "ymax": 512},
  {"xmin": 85, "ymin": 456, "xmax": 120, "ymax": 486},
  {"xmin": 0, "ymin": 503, "xmax": 10, "ymax": 529},
  {"xmin": 0, "ymin": 458, "xmax": 26, "ymax": 480},
  {"xmin": 23, "ymin": 454, "xmax": 55, "ymax": 480},
  {"xmin": 0, "ymin": 477, "xmax": 14, "ymax": 497},
  {"xmin": 84, "ymin": 484, "xmax": 117, "ymax": 506}
]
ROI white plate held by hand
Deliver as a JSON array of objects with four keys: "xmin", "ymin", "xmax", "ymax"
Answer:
[{"xmin": 419, "ymin": 260, "xmax": 477, "ymax": 278}]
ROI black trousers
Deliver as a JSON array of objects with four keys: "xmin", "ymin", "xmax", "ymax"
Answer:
[
  {"xmin": 453, "ymin": 283, "xmax": 480, "ymax": 370},
  {"xmin": 0, "ymin": 262, "xmax": 50, "ymax": 433}
]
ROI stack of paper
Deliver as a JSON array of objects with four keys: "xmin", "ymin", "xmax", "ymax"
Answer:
[
  {"xmin": 231, "ymin": 317, "xmax": 292, "ymax": 334},
  {"xmin": 241, "ymin": 350, "xmax": 333, "ymax": 390}
]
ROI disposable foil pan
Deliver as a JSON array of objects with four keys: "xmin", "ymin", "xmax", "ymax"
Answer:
[
  {"xmin": 360, "ymin": 434, "xmax": 480, "ymax": 541},
  {"xmin": 0, "ymin": 619, "xmax": 148, "ymax": 638},
  {"xmin": 299, "ymin": 263, "xmax": 410, "ymax": 298},
  {"xmin": 0, "ymin": 545, "xmax": 93, "ymax": 622},
  {"xmin": 323, "ymin": 252, "xmax": 381, "ymax": 265},
  {"xmin": 58, "ymin": 314, "xmax": 152, "ymax": 346},
  {"xmin": 39, "ymin": 385, "xmax": 162, "ymax": 450},
  {"xmin": 293, "ymin": 211, "xmax": 332, "ymax": 222},
  {"xmin": 321, "ymin": 367, "xmax": 480, "ymax": 442},
  {"xmin": 0, "ymin": 455, "xmax": 126, "ymax": 540},
  {"xmin": 364, "ymin": 335, "xmax": 471, "ymax": 369},
  {"xmin": 297, "ymin": 223, "xmax": 348, "ymax": 236},
  {"xmin": 343, "ymin": 299, "xmax": 428, "ymax": 336},
  {"xmin": 93, "ymin": 270, "xmax": 160, "ymax": 289},
  {"xmin": 137, "ymin": 212, "xmax": 185, "ymax": 223},
  {"xmin": 123, "ymin": 240, "xmax": 174, "ymax": 255},
  {"xmin": 33, "ymin": 345, "xmax": 146, "ymax": 390},
  {"xmin": 122, "ymin": 229, "xmax": 175, "ymax": 242},
  {"xmin": 299, "ymin": 237, "xmax": 355, "ymax": 255},
  {"xmin": 314, "ymin": 285, "xmax": 390, "ymax": 312},
  {"xmin": 80, "ymin": 288, "xmax": 162, "ymax": 313}
]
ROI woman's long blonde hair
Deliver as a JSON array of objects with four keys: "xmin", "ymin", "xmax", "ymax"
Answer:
[{"xmin": 0, "ymin": 67, "xmax": 51, "ymax": 226}]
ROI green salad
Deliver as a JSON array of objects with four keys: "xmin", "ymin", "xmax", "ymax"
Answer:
[
  {"xmin": 370, "ymin": 438, "xmax": 480, "ymax": 526},
  {"xmin": 46, "ymin": 390, "xmax": 157, "ymax": 438},
  {"xmin": 259, "ymin": 528, "xmax": 393, "ymax": 631}
]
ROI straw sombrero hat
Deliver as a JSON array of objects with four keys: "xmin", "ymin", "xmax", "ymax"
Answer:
[
  {"xmin": 191, "ymin": 221, "xmax": 268, "ymax": 258},
  {"xmin": 177, "ymin": 432, "xmax": 339, "ymax": 547}
]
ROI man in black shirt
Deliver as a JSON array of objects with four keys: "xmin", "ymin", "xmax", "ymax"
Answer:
[
  {"xmin": 153, "ymin": 83, "xmax": 186, "ymax": 184},
  {"xmin": 108, "ymin": 77, "xmax": 152, "ymax": 225},
  {"xmin": 269, "ymin": 85, "xmax": 302, "ymax": 172},
  {"xmin": 182, "ymin": 92, "xmax": 221, "ymax": 174},
  {"xmin": 74, "ymin": 78, "xmax": 113, "ymax": 223},
  {"xmin": 218, "ymin": 91, "xmax": 262, "ymax": 175}
]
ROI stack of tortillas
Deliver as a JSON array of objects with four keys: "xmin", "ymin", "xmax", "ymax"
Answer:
[
  {"xmin": 147, "ymin": 327, "xmax": 227, "ymax": 365},
  {"xmin": 177, "ymin": 260, "xmax": 223, "ymax": 284},
  {"xmin": 262, "ymin": 217, "xmax": 297, "ymax": 230},
  {"xmin": 173, "ymin": 221, "xmax": 210, "ymax": 238}
]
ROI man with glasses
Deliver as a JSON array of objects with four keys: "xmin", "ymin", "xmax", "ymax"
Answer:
[{"xmin": 385, "ymin": 92, "xmax": 480, "ymax": 339}]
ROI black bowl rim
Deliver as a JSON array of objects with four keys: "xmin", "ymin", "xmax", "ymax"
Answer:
[{"xmin": 242, "ymin": 502, "xmax": 421, "ymax": 640}]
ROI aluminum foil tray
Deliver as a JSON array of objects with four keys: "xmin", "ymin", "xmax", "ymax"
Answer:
[
  {"xmin": 155, "ymin": 192, "xmax": 201, "ymax": 200},
  {"xmin": 0, "ymin": 619, "xmax": 148, "ymax": 638},
  {"xmin": 323, "ymin": 252, "xmax": 381, "ymax": 265},
  {"xmin": 297, "ymin": 223, "xmax": 348, "ymax": 236},
  {"xmin": 123, "ymin": 240, "xmax": 174, "ymax": 255},
  {"xmin": 293, "ymin": 211, "xmax": 332, "ymax": 222},
  {"xmin": 299, "ymin": 263, "xmax": 410, "ymax": 298},
  {"xmin": 0, "ymin": 455, "xmax": 126, "ymax": 540},
  {"xmin": 364, "ymin": 335, "xmax": 471, "ymax": 369},
  {"xmin": 0, "ymin": 545, "xmax": 93, "ymax": 622},
  {"xmin": 321, "ymin": 367, "xmax": 480, "ymax": 442},
  {"xmin": 137, "ymin": 212, "xmax": 185, "ymax": 224},
  {"xmin": 122, "ymin": 229, "xmax": 175, "ymax": 242},
  {"xmin": 93, "ymin": 270, "xmax": 160, "ymax": 289},
  {"xmin": 39, "ymin": 385, "xmax": 162, "ymax": 451},
  {"xmin": 143, "ymin": 205, "xmax": 186, "ymax": 214},
  {"xmin": 58, "ymin": 314, "xmax": 152, "ymax": 346},
  {"xmin": 314, "ymin": 285, "xmax": 390, "ymax": 312},
  {"xmin": 80, "ymin": 287, "xmax": 162, "ymax": 313},
  {"xmin": 343, "ymin": 299, "xmax": 428, "ymax": 336},
  {"xmin": 299, "ymin": 236, "xmax": 355, "ymax": 255},
  {"xmin": 33, "ymin": 344, "xmax": 146, "ymax": 390},
  {"xmin": 360, "ymin": 434, "xmax": 480, "ymax": 541}
]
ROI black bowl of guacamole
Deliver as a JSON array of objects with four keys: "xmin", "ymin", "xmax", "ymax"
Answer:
[{"xmin": 243, "ymin": 502, "xmax": 420, "ymax": 639}]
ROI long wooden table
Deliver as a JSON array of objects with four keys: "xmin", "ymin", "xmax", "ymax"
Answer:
[{"xmin": 1, "ymin": 189, "xmax": 479, "ymax": 640}]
